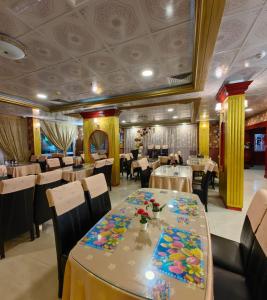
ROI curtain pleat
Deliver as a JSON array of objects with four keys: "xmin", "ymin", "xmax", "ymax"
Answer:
[
  {"xmin": 0, "ymin": 115, "xmax": 30, "ymax": 162},
  {"xmin": 124, "ymin": 125, "xmax": 198, "ymax": 159},
  {"xmin": 41, "ymin": 120, "xmax": 77, "ymax": 155}
]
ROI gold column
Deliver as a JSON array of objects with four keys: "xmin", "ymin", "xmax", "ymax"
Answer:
[
  {"xmin": 217, "ymin": 81, "xmax": 252, "ymax": 210},
  {"xmin": 83, "ymin": 115, "xmax": 120, "ymax": 186},
  {"xmin": 199, "ymin": 120, "xmax": 210, "ymax": 156},
  {"xmin": 33, "ymin": 118, "xmax": 41, "ymax": 155}
]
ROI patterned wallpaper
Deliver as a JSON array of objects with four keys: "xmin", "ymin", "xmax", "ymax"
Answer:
[
  {"xmin": 246, "ymin": 110, "xmax": 267, "ymax": 127},
  {"xmin": 209, "ymin": 122, "xmax": 219, "ymax": 149}
]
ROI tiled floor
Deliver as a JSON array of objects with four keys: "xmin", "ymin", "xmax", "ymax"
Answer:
[{"xmin": 0, "ymin": 167, "xmax": 266, "ymax": 299}]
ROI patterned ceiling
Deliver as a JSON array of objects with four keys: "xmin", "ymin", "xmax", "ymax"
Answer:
[
  {"xmin": 0, "ymin": 0, "xmax": 195, "ymax": 105},
  {"xmin": 1, "ymin": 0, "xmax": 267, "ymax": 124}
]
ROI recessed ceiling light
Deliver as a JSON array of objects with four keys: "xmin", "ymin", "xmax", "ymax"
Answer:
[
  {"xmin": 36, "ymin": 93, "xmax": 47, "ymax": 99},
  {"xmin": 244, "ymin": 61, "xmax": 250, "ymax": 68},
  {"xmin": 142, "ymin": 69, "xmax": 153, "ymax": 77},
  {"xmin": 215, "ymin": 67, "xmax": 223, "ymax": 78},
  {"xmin": 167, "ymin": 108, "xmax": 174, "ymax": 112},
  {"xmin": 245, "ymin": 108, "xmax": 253, "ymax": 112},
  {"xmin": 92, "ymin": 81, "xmax": 102, "ymax": 94},
  {"xmin": 172, "ymin": 115, "xmax": 178, "ymax": 119},
  {"xmin": 155, "ymin": 124, "xmax": 160, "ymax": 127},
  {"xmin": 121, "ymin": 120, "xmax": 126, "ymax": 123}
]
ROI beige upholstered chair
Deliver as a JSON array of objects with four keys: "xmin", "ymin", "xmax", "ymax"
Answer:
[
  {"xmin": 47, "ymin": 158, "xmax": 61, "ymax": 170},
  {"xmin": 62, "ymin": 156, "xmax": 74, "ymax": 166}
]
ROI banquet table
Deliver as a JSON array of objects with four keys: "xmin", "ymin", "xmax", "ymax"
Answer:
[
  {"xmin": 62, "ymin": 164, "xmax": 94, "ymax": 182},
  {"xmin": 6, "ymin": 163, "xmax": 41, "ymax": 177},
  {"xmin": 149, "ymin": 165, "xmax": 193, "ymax": 193},
  {"xmin": 63, "ymin": 188, "xmax": 213, "ymax": 300}
]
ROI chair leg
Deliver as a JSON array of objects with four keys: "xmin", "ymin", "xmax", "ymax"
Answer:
[
  {"xmin": 30, "ymin": 226, "xmax": 35, "ymax": 241},
  {"xmin": 35, "ymin": 224, "xmax": 40, "ymax": 238},
  {"xmin": 0, "ymin": 240, "xmax": 5, "ymax": 259},
  {"xmin": 58, "ymin": 277, "xmax": 63, "ymax": 298}
]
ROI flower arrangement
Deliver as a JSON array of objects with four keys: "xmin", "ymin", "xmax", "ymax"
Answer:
[
  {"xmin": 145, "ymin": 199, "xmax": 166, "ymax": 213},
  {"xmin": 135, "ymin": 208, "xmax": 151, "ymax": 224}
]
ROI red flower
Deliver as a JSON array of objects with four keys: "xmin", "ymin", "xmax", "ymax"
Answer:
[
  {"xmin": 137, "ymin": 208, "xmax": 145, "ymax": 215},
  {"xmin": 142, "ymin": 211, "xmax": 149, "ymax": 217},
  {"xmin": 150, "ymin": 199, "xmax": 155, "ymax": 203},
  {"xmin": 144, "ymin": 201, "xmax": 149, "ymax": 205},
  {"xmin": 154, "ymin": 203, "xmax": 160, "ymax": 207}
]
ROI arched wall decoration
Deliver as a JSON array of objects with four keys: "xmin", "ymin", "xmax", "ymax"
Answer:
[{"xmin": 89, "ymin": 129, "xmax": 109, "ymax": 157}]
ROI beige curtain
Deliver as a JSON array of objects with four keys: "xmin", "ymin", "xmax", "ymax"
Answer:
[
  {"xmin": 41, "ymin": 120, "xmax": 77, "ymax": 154},
  {"xmin": 0, "ymin": 115, "xmax": 30, "ymax": 162}
]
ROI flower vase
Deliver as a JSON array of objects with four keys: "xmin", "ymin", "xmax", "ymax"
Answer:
[
  {"xmin": 153, "ymin": 211, "xmax": 160, "ymax": 219},
  {"xmin": 140, "ymin": 222, "xmax": 148, "ymax": 231}
]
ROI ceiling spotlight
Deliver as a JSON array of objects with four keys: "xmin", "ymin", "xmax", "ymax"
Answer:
[
  {"xmin": 245, "ymin": 99, "xmax": 248, "ymax": 108},
  {"xmin": 244, "ymin": 61, "xmax": 250, "ymax": 68},
  {"xmin": 245, "ymin": 108, "xmax": 253, "ymax": 112},
  {"xmin": 142, "ymin": 69, "xmax": 153, "ymax": 77},
  {"xmin": 215, "ymin": 103, "xmax": 222, "ymax": 112},
  {"xmin": 167, "ymin": 108, "xmax": 174, "ymax": 112},
  {"xmin": 215, "ymin": 65, "xmax": 228, "ymax": 79},
  {"xmin": 155, "ymin": 124, "xmax": 160, "ymax": 127},
  {"xmin": 37, "ymin": 93, "xmax": 47, "ymax": 99},
  {"xmin": 121, "ymin": 120, "xmax": 126, "ymax": 123},
  {"xmin": 92, "ymin": 81, "xmax": 102, "ymax": 94},
  {"xmin": 172, "ymin": 115, "xmax": 178, "ymax": 119}
]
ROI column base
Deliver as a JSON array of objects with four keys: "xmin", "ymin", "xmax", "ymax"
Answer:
[{"xmin": 226, "ymin": 206, "xmax": 242, "ymax": 211}]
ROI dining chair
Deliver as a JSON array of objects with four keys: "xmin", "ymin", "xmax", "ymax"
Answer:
[
  {"xmin": 46, "ymin": 158, "xmax": 61, "ymax": 171},
  {"xmin": 177, "ymin": 151, "xmax": 183, "ymax": 165},
  {"xmin": 82, "ymin": 173, "xmax": 111, "ymax": 226},
  {"xmin": 30, "ymin": 154, "xmax": 39, "ymax": 162},
  {"xmin": 0, "ymin": 175, "xmax": 36, "ymax": 259},
  {"xmin": 131, "ymin": 149, "xmax": 139, "ymax": 161},
  {"xmin": 193, "ymin": 163, "xmax": 214, "ymax": 211},
  {"xmin": 38, "ymin": 155, "xmax": 48, "ymax": 172},
  {"xmin": 213, "ymin": 209, "xmax": 267, "ymax": 300},
  {"xmin": 147, "ymin": 144, "xmax": 154, "ymax": 158},
  {"xmin": 91, "ymin": 153, "xmax": 100, "ymax": 161},
  {"xmin": 154, "ymin": 145, "xmax": 161, "ymax": 158},
  {"xmin": 46, "ymin": 181, "xmax": 92, "ymax": 298},
  {"xmin": 105, "ymin": 158, "xmax": 114, "ymax": 191},
  {"xmin": 120, "ymin": 154, "xmax": 125, "ymax": 176},
  {"xmin": 124, "ymin": 154, "xmax": 133, "ymax": 180},
  {"xmin": 161, "ymin": 144, "xmax": 169, "ymax": 156},
  {"xmin": 159, "ymin": 156, "xmax": 169, "ymax": 165},
  {"xmin": 212, "ymin": 189, "xmax": 267, "ymax": 275},
  {"xmin": 62, "ymin": 156, "xmax": 74, "ymax": 167},
  {"xmin": 140, "ymin": 167, "xmax": 152, "ymax": 188},
  {"xmin": 93, "ymin": 159, "xmax": 107, "ymax": 176},
  {"xmin": 34, "ymin": 169, "xmax": 63, "ymax": 238}
]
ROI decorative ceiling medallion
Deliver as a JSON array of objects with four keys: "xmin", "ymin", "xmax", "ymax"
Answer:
[{"xmin": 0, "ymin": 33, "xmax": 27, "ymax": 60}]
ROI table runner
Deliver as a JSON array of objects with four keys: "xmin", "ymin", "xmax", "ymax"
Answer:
[
  {"xmin": 149, "ymin": 165, "xmax": 193, "ymax": 193},
  {"xmin": 6, "ymin": 163, "xmax": 41, "ymax": 177},
  {"xmin": 63, "ymin": 188, "xmax": 212, "ymax": 300}
]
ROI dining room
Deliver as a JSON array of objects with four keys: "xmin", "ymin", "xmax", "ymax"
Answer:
[{"xmin": 1, "ymin": 1, "xmax": 267, "ymax": 300}]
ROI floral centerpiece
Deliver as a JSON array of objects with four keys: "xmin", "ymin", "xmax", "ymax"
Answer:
[
  {"xmin": 145, "ymin": 199, "xmax": 166, "ymax": 219},
  {"xmin": 135, "ymin": 208, "xmax": 151, "ymax": 230}
]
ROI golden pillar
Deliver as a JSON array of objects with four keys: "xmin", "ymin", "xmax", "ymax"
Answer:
[
  {"xmin": 217, "ymin": 81, "xmax": 252, "ymax": 210},
  {"xmin": 82, "ymin": 110, "xmax": 120, "ymax": 186},
  {"xmin": 199, "ymin": 120, "xmax": 210, "ymax": 156},
  {"xmin": 27, "ymin": 117, "xmax": 41, "ymax": 156}
]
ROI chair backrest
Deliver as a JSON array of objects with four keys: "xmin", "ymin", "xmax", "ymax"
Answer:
[
  {"xmin": 52, "ymin": 153, "xmax": 64, "ymax": 158},
  {"xmin": 47, "ymin": 158, "xmax": 61, "ymax": 169},
  {"xmin": 138, "ymin": 157, "xmax": 149, "ymax": 171},
  {"xmin": 46, "ymin": 181, "xmax": 91, "ymax": 257},
  {"xmin": 245, "ymin": 211, "xmax": 267, "ymax": 299},
  {"xmin": 0, "ymin": 175, "xmax": 36, "ymax": 195},
  {"xmin": 38, "ymin": 155, "xmax": 48, "ymax": 162},
  {"xmin": 91, "ymin": 153, "xmax": 100, "ymax": 161},
  {"xmin": 155, "ymin": 145, "xmax": 161, "ymax": 150},
  {"xmin": 124, "ymin": 153, "xmax": 132, "ymax": 161},
  {"xmin": 159, "ymin": 156, "xmax": 169, "ymax": 165},
  {"xmin": 140, "ymin": 168, "xmax": 151, "ymax": 188},
  {"xmin": 240, "ymin": 189, "xmax": 267, "ymax": 272},
  {"xmin": 30, "ymin": 155, "xmax": 39, "ymax": 162},
  {"xmin": 131, "ymin": 149, "xmax": 139, "ymax": 161},
  {"xmin": 162, "ymin": 145, "xmax": 168, "ymax": 149},
  {"xmin": 82, "ymin": 173, "xmax": 111, "ymax": 225},
  {"xmin": 99, "ymin": 154, "xmax": 107, "ymax": 159},
  {"xmin": 148, "ymin": 144, "xmax": 154, "ymax": 150},
  {"xmin": 35, "ymin": 170, "xmax": 63, "ymax": 226},
  {"xmin": 62, "ymin": 156, "xmax": 74, "ymax": 166}
]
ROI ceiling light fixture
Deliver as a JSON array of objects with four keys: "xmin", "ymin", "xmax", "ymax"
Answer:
[
  {"xmin": 172, "ymin": 115, "xmax": 178, "ymax": 119},
  {"xmin": 245, "ymin": 108, "xmax": 253, "ymax": 112},
  {"xmin": 92, "ymin": 81, "xmax": 102, "ymax": 94},
  {"xmin": 0, "ymin": 34, "xmax": 27, "ymax": 60},
  {"xmin": 167, "ymin": 108, "xmax": 174, "ymax": 112},
  {"xmin": 245, "ymin": 99, "xmax": 248, "ymax": 108},
  {"xmin": 121, "ymin": 120, "xmax": 126, "ymax": 123},
  {"xmin": 36, "ymin": 93, "xmax": 47, "ymax": 99},
  {"xmin": 244, "ymin": 61, "xmax": 250, "ymax": 68},
  {"xmin": 142, "ymin": 69, "xmax": 153, "ymax": 77},
  {"xmin": 215, "ymin": 66, "xmax": 223, "ymax": 78}
]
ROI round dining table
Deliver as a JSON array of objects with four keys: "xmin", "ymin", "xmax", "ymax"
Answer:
[
  {"xmin": 149, "ymin": 165, "xmax": 193, "ymax": 193},
  {"xmin": 63, "ymin": 188, "xmax": 212, "ymax": 300}
]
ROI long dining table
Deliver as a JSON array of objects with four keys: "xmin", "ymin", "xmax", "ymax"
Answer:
[
  {"xmin": 149, "ymin": 165, "xmax": 193, "ymax": 193},
  {"xmin": 6, "ymin": 162, "xmax": 41, "ymax": 177},
  {"xmin": 63, "ymin": 188, "xmax": 212, "ymax": 300}
]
